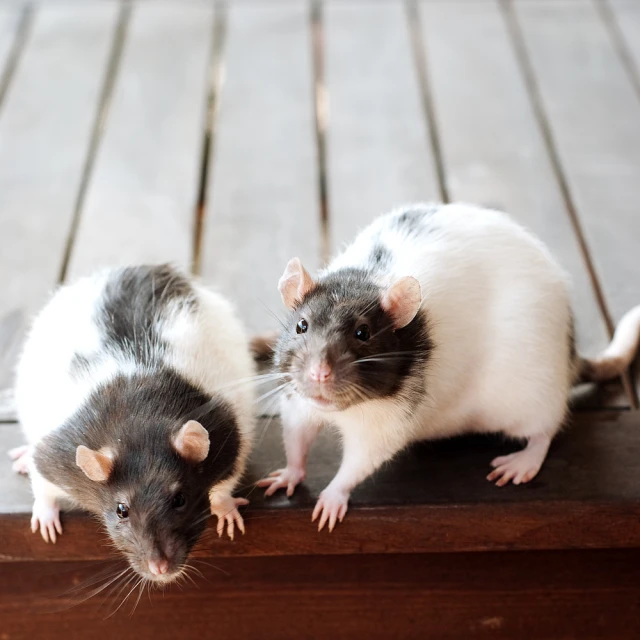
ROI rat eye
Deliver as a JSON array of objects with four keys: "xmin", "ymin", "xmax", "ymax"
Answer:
[
  {"xmin": 116, "ymin": 503, "xmax": 129, "ymax": 519},
  {"xmin": 355, "ymin": 324, "xmax": 370, "ymax": 341},
  {"xmin": 296, "ymin": 319, "xmax": 308, "ymax": 334},
  {"xmin": 172, "ymin": 492, "xmax": 186, "ymax": 509}
]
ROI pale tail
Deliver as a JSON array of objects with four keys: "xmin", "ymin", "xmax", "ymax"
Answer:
[{"xmin": 580, "ymin": 305, "xmax": 640, "ymax": 382}]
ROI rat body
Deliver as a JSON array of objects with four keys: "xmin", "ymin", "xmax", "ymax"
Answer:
[
  {"xmin": 11, "ymin": 264, "xmax": 255, "ymax": 583},
  {"xmin": 260, "ymin": 203, "xmax": 640, "ymax": 531}
]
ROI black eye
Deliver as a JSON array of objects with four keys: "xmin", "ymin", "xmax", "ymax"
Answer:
[
  {"xmin": 355, "ymin": 324, "xmax": 370, "ymax": 341},
  {"xmin": 172, "ymin": 492, "xmax": 186, "ymax": 509},
  {"xmin": 296, "ymin": 319, "xmax": 308, "ymax": 334},
  {"xmin": 116, "ymin": 503, "xmax": 129, "ymax": 519}
]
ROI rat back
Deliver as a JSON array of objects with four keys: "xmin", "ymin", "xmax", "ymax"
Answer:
[
  {"xmin": 326, "ymin": 203, "xmax": 574, "ymax": 439},
  {"xmin": 15, "ymin": 264, "xmax": 255, "ymax": 457}
]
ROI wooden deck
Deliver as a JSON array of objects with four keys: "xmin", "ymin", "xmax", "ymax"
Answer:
[{"xmin": 1, "ymin": 1, "xmax": 640, "ymax": 637}]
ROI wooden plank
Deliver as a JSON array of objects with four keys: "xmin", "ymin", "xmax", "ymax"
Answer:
[
  {"xmin": 418, "ymin": 0, "xmax": 625, "ymax": 408},
  {"xmin": 609, "ymin": 0, "xmax": 640, "ymax": 79},
  {"xmin": 4, "ymin": 411, "xmax": 640, "ymax": 559},
  {"xmin": 0, "ymin": 3, "xmax": 119, "ymax": 390},
  {"xmin": 2, "ymin": 551, "xmax": 640, "ymax": 639},
  {"xmin": 201, "ymin": 2, "xmax": 320, "ymax": 336},
  {"xmin": 325, "ymin": 0, "xmax": 440, "ymax": 249},
  {"xmin": 514, "ymin": 0, "xmax": 640, "ymax": 395},
  {"xmin": 67, "ymin": 2, "xmax": 213, "ymax": 278}
]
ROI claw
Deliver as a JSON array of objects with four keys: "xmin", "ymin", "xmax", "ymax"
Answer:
[{"xmin": 210, "ymin": 495, "xmax": 248, "ymax": 540}]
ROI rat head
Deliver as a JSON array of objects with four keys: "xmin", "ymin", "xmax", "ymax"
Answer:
[
  {"xmin": 275, "ymin": 257, "xmax": 428, "ymax": 411},
  {"xmin": 75, "ymin": 419, "xmax": 213, "ymax": 585}
]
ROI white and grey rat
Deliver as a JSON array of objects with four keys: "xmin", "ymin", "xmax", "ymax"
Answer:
[
  {"xmin": 9, "ymin": 264, "xmax": 255, "ymax": 583},
  {"xmin": 259, "ymin": 203, "xmax": 640, "ymax": 532}
]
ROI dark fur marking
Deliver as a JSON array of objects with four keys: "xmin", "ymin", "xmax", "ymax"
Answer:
[
  {"xmin": 394, "ymin": 204, "xmax": 440, "ymax": 236},
  {"xmin": 99, "ymin": 264, "xmax": 196, "ymax": 364},
  {"xmin": 369, "ymin": 243, "xmax": 392, "ymax": 271},
  {"xmin": 69, "ymin": 353, "xmax": 92, "ymax": 380}
]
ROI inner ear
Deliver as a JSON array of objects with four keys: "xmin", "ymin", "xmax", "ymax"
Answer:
[
  {"xmin": 278, "ymin": 257, "xmax": 315, "ymax": 309},
  {"xmin": 381, "ymin": 276, "xmax": 422, "ymax": 329},
  {"xmin": 172, "ymin": 420, "xmax": 210, "ymax": 464},
  {"xmin": 76, "ymin": 446, "xmax": 114, "ymax": 483}
]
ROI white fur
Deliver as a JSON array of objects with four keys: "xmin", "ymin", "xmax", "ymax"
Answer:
[
  {"xmin": 270, "ymin": 203, "xmax": 596, "ymax": 527},
  {"xmin": 14, "ymin": 267, "xmax": 255, "ymax": 540}
]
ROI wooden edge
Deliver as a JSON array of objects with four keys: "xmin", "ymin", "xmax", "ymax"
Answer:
[{"xmin": 3, "ymin": 500, "xmax": 640, "ymax": 562}]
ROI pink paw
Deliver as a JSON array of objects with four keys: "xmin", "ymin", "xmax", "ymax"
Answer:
[
  {"xmin": 311, "ymin": 488, "xmax": 349, "ymax": 532},
  {"xmin": 9, "ymin": 445, "xmax": 31, "ymax": 475},
  {"xmin": 487, "ymin": 451, "xmax": 542, "ymax": 486},
  {"xmin": 31, "ymin": 500, "xmax": 62, "ymax": 543},
  {"xmin": 257, "ymin": 467, "xmax": 306, "ymax": 497},
  {"xmin": 209, "ymin": 495, "xmax": 249, "ymax": 541}
]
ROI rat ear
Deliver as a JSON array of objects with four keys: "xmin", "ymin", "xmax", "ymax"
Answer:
[
  {"xmin": 381, "ymin": 276, "xmax": 422, "ymax": 329},
  {"xmin": 76, "ymin": 446, "xmax": 114, "ymax": 483},
  {"xmin": 172, "ymin": 420, "xmax": 210, "ymax": 464},
  {"xmin": 278, "ymin": 257, "xmax": 315, "ymax": 309}
]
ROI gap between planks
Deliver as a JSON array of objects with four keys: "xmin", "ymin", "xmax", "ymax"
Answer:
[
  {"xmin": 311, "ymin": 0, "xmax": 330, "ymax": 265},
  {"xmin": 0, "ymin": 5, "xmax": 31, "ymax": 110},
  {"xmin": 192, "ymin": 4, "xmax": 227, "ymax": 276},
  {"xmin": 405, "ymin": 0, "xmax": 449, "ymax": 203},
  {"xmin": 57, "ymin": 2, "xmax": 131, "ymax": 284},
  {"xmin": 500, "ymin": 0, "xmax": 639, "ymax": 409}
]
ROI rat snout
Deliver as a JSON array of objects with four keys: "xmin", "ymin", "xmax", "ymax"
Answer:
[
  {"xmin": 308, "ymin": 360, "xmax": 332, "ymax": 383},
  {"xmin": 148, "ymin": 557, "xmax": 169, "ymax": 576}
]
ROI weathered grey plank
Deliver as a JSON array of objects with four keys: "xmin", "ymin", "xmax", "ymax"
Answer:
[
  {"xmin": 608, "ymin": 0, "xmax": 640, "ymax": 95},
  {"xmin": 201, "ymin": 1, "xmax": 320, "ymax": 336},
  {"xmin": 420, "ymin": 0, "xmax": 625, "ymax": 408},
  {"xmin": 515, "ymin": 0, "xmax": 640, "ymax": 400},
  {"xmin": 67, "ymin": 3, "xmax": 213, "ymax": 277},
  {"xmin": 0, "ymin": 3, "xmax": 119, "ymax": 390},
  {"xmin": 325, "ymin": 0, "xmax": 439, "ymax": 249}
]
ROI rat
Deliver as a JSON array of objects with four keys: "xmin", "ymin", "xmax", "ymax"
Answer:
[
  {"xmin": 258, "ymin": 203, "xmax": 640, "ymax": 532},
  {"xmin": 8, "ymin": 264, "xmax": 255, "ymax": 584}
]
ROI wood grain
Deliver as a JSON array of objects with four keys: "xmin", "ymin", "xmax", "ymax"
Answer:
[
  {"xmin": 67, "ymin": 2, "xmax": 213, "ymax": 277},
  {"xmin": 325, "ymin": 0, "xmax": 439, "ymax": 249},
  {"xmin": 0, "ymin": 2, "xmax": 119, "ymax": 389},
  {"xmin": 514, "ymin": 0, "xmax": 640, "ymax": 395},
  {"xmin": 2, "ymin": 551, "xmax": 640, "ymax": 639},
  {"xmin": 3, "ymin": 411, "xmax": 640, "ymax": 560},
  {"xmin": 200, "ymin": 1, "xmax": 321, "ymax": 335}
]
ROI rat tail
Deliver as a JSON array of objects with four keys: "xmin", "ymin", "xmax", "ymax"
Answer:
[{"xmin": 578, "ymin": 305, "xmax": 640, "ymax": 382}]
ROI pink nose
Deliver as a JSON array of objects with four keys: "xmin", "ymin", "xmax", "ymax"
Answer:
[
  {"xmin": 309, "ymin": 362, "xmax": 332, "ymax": 382},
  {"xmin": 148, "ymin": 558, "xmax": 169, "ymax": 576}
]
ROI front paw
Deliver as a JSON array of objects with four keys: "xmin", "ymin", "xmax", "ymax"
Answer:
[
  {"xmin": 311, "ymin": 487, "xmax": 349, "ymax": 532},
  {"xmin": 257, "ymin": 466, "xmax": 306, "ymax": 497},
  {"xmin": 31, "ymin": 500, "xmax": 62, "ymax": 543},
  {"xmin": 209, "ymin": 495, "xmax": 249, "ymax": 541}
]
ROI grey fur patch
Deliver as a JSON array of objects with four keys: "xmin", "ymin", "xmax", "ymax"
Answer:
[
  {"xmin": 98, "ymin": 264, "xmax": 197, "ymax": 364},
  {"xmin": 393, "ymin": 203, "xmax": 441, "ymax": 237}
]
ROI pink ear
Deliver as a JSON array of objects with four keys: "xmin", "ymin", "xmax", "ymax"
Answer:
[
  {"xmin": 76, "ymin": 446, "xmax": 114, "ymax": 483},
  {"xmin": 381, "ymin": 276, "xmax": 422, "ymax": 329},
  {"xmin": 172, "ymin": 420, "xmax": 210, "ymax": 464},
  {"xmin": 278, "ymin": 257, "xmax": 315, "ymax": 309}
]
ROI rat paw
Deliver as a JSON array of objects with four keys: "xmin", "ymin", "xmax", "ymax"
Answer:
[
  {"xmin": 311, "ymin": 488, "xmax": 349, "ymax": 532},
  {"xmin": 9, "ymin": 445, "xmax": 31, "ymax": 475},
  {"xmin": 257, "ymin": 467, "xmax": 305, "ymax": 497},
  {"xmin": 209, "ymin": 495, "xmax": 249, "ymax": 541},
  {"xmin": 31, "ymin": 500, "xmax": 62, "ymax": 543},
  {"xmin": 487, "ymin": 450, "xmax": 543, "ymax": 486}
]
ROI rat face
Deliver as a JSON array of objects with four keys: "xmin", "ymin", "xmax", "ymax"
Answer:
[
  {"xmin": 74, "ymin": 419, "xmax": 220, "ymax": 584},
  {"xmin": 101, "ymin": 456, "xmax": 211, "ymax": 584},
  {"xmin": 274, "ymin": 259, "xmax": 429, "ymax": 411}
]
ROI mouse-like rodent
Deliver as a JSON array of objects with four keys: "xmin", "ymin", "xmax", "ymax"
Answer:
[
  {"xmin": 10, "ymin": 264, "xmax": 255, "ymax": 583},
  {"xmin": 259, "ymin": 203, "xmax": 640, "ymax": 531}
]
